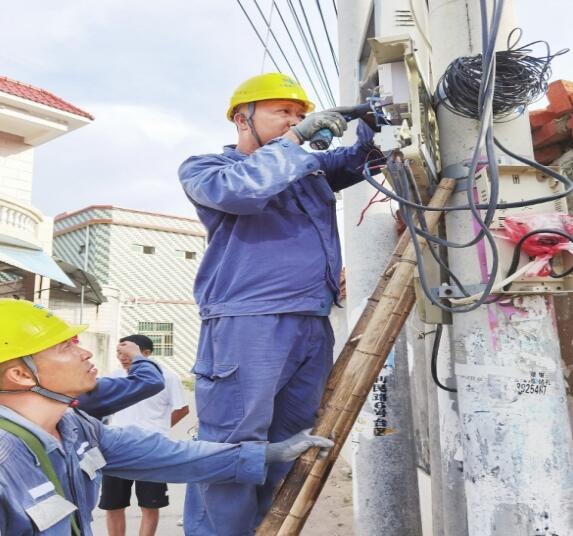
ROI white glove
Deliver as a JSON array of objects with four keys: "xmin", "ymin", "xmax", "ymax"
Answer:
[{"xmin": 265, "ymin": 429, "xmax": 334, "ymax": 464}]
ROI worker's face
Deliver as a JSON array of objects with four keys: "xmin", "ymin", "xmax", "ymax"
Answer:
[
  {"xmin": 239, "ymin": 99, "xmax": 307, "ymax": 146},
  {"xmin": 33, "ymin": 338, "xmax": 97, "ymax": 397}
]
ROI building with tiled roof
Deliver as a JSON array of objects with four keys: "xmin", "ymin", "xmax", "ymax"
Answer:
[
  {"xmin": 0, "ymin": 76, "xmax": 93, "ymax": 120},
  {"xmin": 0, "ymin": 75, "xmax": 93, "ymax": 305},
  {"xmin": 0, "ymin": 76, "xmax": 93, "ymax": 147}
]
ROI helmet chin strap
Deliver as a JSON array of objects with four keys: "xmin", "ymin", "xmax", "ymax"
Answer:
[
  {"xmin": 245, "ymin": 102, "xmax": 263, "ymax": 148},
  {"xmin": 3, "ymin": 355, "xmax": 79, "ymax": 406}
]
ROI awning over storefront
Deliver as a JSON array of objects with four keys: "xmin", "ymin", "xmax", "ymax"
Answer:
[
  {"xmin": 52, "ymin": 258, "xmax": 106, "ymax": 306},
  {"xmin": 0, "ymin": 242, "xmax": 73, "ymax": 286}
]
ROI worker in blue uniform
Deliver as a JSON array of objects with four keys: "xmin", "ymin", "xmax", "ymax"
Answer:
[
  {"xmin": 178, "ymin": 72, "xmax": 379, "ymax": 535},
  {"xmin": 0, "ymin": 299, "xmax": 332, "ymax": 536},
  {"xmin": 76, "ymin": 339, "xmax": 165, "ymax": 419}
]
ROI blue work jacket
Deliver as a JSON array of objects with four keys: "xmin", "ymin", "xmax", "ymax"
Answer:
[
  {"xmin": 0, "ymin": 405, "xmax": 266, "ymax": 535},
  {"xmin": 179, "ymin": 120, "xmax": 376, "ymax": 319},
  {"xmin": 76, "ymin": 357, "xmax": 164, "ymax": 419}
]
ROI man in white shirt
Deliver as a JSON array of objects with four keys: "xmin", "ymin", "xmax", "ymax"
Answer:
[{"xmin": 99, "ymin": 334, "xmax": 190, "ymax": 536}]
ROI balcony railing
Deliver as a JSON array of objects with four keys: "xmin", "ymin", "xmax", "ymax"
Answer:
[{"xmin": 0, "ymin": 196, "xmax": 43, "ymax": 246}]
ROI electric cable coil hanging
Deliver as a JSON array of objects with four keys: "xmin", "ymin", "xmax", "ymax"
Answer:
[{"xmin": 435, "ymin": 28, "xmax": 569, "ymax": 120}]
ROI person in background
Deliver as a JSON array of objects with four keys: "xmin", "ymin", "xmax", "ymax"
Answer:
[
  {"xmin": 98, "ymin": 334, "xmax": 189, "ymax": 536},
  {"xmin": 77, "ymin": 339, "xmax": 165, "ymax": 419}
]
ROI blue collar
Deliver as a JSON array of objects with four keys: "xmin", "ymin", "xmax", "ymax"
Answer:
[
  {"xmin": 0, "ymin": 404, "xmax": 78, "ymax": 454},
  {"xmin": 222, "ymin": 145, "xmax": 247, "ymax": 160}
]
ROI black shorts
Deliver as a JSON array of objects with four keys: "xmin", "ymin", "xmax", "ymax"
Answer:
[{"xmin": 98, "ymin": 475, "xmax": 169, "ymax": 510}]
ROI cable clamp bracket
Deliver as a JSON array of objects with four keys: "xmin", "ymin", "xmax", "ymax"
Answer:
[{"xmin": 431, "ymin": 283, "xmax": 486, "ymax": 299}]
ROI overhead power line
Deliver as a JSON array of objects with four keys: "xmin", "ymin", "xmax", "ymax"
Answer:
[
  {"xmin": 332, "ymin": 0, "xmax": 337, "ymax": 17},
  {"xmin": 315, "ymin": 0, "xmax": 339, "ymax": 75},
  {"xmin": 271, "ymin": 0, "xmax": 328, "ymax": 109},
  {"xmin": 237, "ymin": 0, "xmax": 339, "ymax": 109},
  {"xmin": 236, "ymin": 0, "xmax": 281, "ymax": 72},
  {"xmin": 251, "ymin": 0, "xmax": 302, "ymax": 83},
  {"xmin": 285, "ymin": 0, "xmax": 336, "ymax": 106},
  {"xmin": 260, "ymin": 1, "xmax": 275, "ymax": 73},
  {"xmin": 295, "ymin": 0, "xmax": 337, "ymax": 105}
]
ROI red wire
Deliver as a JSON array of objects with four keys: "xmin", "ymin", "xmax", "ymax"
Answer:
[{"xmin": 357, "ymin": 174, "xmax": 390, "ymax": 226}]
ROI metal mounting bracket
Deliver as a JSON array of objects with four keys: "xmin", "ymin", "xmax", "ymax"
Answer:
[{"xmin": 431, "ymin": 284, "xmax": 487, "ymax": 299}]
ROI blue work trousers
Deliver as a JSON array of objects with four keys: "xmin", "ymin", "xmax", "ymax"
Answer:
[{"xmin": 183, "ymin": 314, "xmax": 334, "ymax": 536}]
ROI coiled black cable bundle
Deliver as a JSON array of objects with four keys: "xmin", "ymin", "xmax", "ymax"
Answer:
[{"xmin": 435, "ymin": 29, "xmax": 569, "ymax": 120}]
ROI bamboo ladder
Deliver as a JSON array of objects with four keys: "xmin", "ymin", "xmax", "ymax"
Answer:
[{"xmin": 257, "ymin": 177, "xmax": 456, "ymax": 535}]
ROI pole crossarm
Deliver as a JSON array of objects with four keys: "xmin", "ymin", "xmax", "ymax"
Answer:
[{"xmin": 257, "ymin": 178, "xmax": 456, "ymax": 535}]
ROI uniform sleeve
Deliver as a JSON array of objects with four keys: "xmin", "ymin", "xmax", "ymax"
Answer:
[
  {"xmin": 96, "ymin": 420, "xmax": 267, "ymax": 485},
  {"xmin": 179, "ymin": 138, "xmax": 320, "ymax": 215},
  {"xmin": 77, "ymin": 359, "xmax": 165, "ymax": 419},
  {"xmin": 313, "ymin": 119, "xmax": 378, "ymax": 192}
]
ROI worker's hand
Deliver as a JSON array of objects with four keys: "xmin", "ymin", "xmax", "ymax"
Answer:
[
  {"xmin": 265, "ymin": 429, "xmax": 334, "ymax": 464},
  {"xmin": 325, "ymin": 105, "xmax": 381, "ymax": 132},
  {"xmin": 116, "ymin": 341, "xmax": 143, "ymax": 369},
  {"xmin": 290, "ymin": 111, "xmax": 347, "ymax": 144}
]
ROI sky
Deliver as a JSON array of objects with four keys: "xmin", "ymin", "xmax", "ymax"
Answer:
[{"xmin": 0, "ymin": 0, "xmax": 571, "ymax": 220}]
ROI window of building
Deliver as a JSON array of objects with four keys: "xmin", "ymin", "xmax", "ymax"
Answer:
[
  {"xmin": 175, "ymin": 249, "xmax": 196, "ymax": 260},
  {"xmin": 131, "ymin": 244, "xmax": 156, "ymax": 255},
  {"xmin": 79, "ymin": 244, "xmax": 86, "ymax": 255},
  {"xmin": 138, "ymin": 322, "xmax": 173, "ymax": 356}
]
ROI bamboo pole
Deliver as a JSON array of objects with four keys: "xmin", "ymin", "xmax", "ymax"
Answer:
[
  {"xmin": 257, "ymin": 178, "xmax": 455, "ymax": 535},
  {"xmin": 321, "ymin": 228, "xmax": 412, "ymax": 409},
  {"xmin": 268, "ymin": 226, "xmax": 412, "ymax": 510}
]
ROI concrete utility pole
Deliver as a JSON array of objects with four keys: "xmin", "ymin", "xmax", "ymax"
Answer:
[
  {"xmin": 428, "ymin": 1, "xmax": 573, "ymax": 534},
  {"xmin": 424, "ymin": 324, "xmax": 468, "ymax": 536},
  {"xmin": 338, "ymin": 2, "xmax": 423, "ymax": 534}
]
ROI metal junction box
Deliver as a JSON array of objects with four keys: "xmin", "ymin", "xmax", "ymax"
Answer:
[{"xmin": 476, "ymin": 165, "xmax": 573, "ymax": 294}]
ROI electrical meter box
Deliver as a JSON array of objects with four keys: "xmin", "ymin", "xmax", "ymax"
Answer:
[
  {"xmin": 362, "ymin": 36, "xmax": 440, "ymax": 203},
  {"xmin": 474, "ymin": 165, "xmax": 568, "ymax": 228}
]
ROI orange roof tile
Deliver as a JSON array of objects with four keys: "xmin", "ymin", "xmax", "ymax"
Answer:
[{"xmin": 0, "ymin": 76, "xmax": 93, "ymax": 120}]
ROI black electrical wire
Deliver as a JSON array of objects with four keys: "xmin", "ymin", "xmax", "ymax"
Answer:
[
  {"xmin": 295, "ymin": 0, "xmax": 337, "ymax": 105},
  {"xmin": 251, "ymin": 0, "xmax": 303, "ymax": 84},
  {"xmin": 398, "ymin": 162, "xmax": 471, "ymax": 296},
  {"xmin": 236, "ymin": 0, "xmax": 282, "ymax": 72},
  {"xmin": 431, "ymin": 325, "xmax": 458, "ymax": 393},
  {"xmin": 286, "ymin": 0, "xmax": 336, "ymax": 107},
  {"xmin": 358, "ymin": 0, "xmax": 572, "ymax": 313},
  {"xmin": 396, "ymin": 160, "xmax": 500, "ymax": 313},
  {"xmin": 271, "ymin": 0, "xmax": 328, "ymax": 110},
  {"xmin": 331, "ymin": 0, "xmax": 337, "ymax": 17},
  {"xmin": 315, "ymin": 0, "xmax": 340, "ymax": 75},
  {"xmin": 435, "ymin": 28, "xmax": 569, "ymax": 120},
  {"xmin": 363, "ymin": 0, "xmax": 503, "ymax": 312},
  {"xmin": 504, "ymin": 229, "xmax": 573, "ymax": 291}
]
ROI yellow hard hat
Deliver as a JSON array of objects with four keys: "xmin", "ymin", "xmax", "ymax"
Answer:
[
  {"xmin": 0, "ymin": 299, "xmax": 87, "ymax": 364},
  {"xmin": 226, "ymin": 73, "xmax": 315, "ymax": 121}
]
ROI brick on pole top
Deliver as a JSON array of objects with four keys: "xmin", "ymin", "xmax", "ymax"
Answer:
[
  {"xmin": 547, "ymin": 80, "xmax": 573, "ymax": 115},
  {"xmin": 0, "ymin": 76, "xmax": 94, "ymax": 120},
  {"xmin": 529, "ymin": 80, "xmax": 573, "ymax": 164}
]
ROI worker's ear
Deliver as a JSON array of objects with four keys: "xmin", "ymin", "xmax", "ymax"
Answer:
[
  {"xmin": 233, "ymin": 103, "xmax": 250, "ymax": 132},
  {"xmin": 0, "ymin": 361, "xmax": 35, "ymax": 388},
  {"xmin": 233, "ymin": 112, "xmax": 250, "ymax": 131}
]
